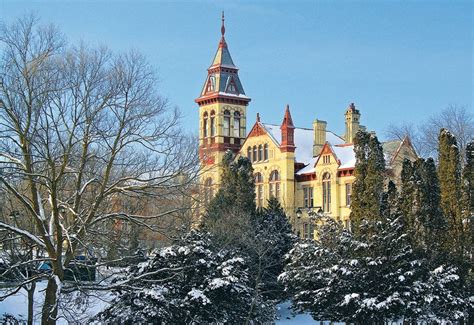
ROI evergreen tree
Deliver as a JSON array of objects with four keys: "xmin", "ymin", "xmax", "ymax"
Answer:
[
  {"xmin": 95, "ymin": 231, "xmax": 274, "ymax": 324},
  {"xmin": 438, "ymin": 129, "xmax": 463, "ymax": 256},
  {"xmin": 249, "ymin": 197, "xmax": 295, "ymax": 301},
  {"xmin": 419, "ymin": 158, "xmax": 447, "ymax": 254},
  {"xmin": 204, "ymin": 150, "xmax": 256, "ymax": 223},
  {"xmin": 350, "ymin": 131, "xmax": 385, "ymax": 237}
]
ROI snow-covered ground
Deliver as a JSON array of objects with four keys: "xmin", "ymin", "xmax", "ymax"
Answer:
[{"xmin": 0, "ymin": 280, "xmax": 114, "ymax": 324}]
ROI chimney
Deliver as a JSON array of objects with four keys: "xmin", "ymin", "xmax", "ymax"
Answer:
[
  {"xmin": 344, "ymin": 102, "xmax": 361, "ymax": 143},
  {"xmin": 312, "ymin": 119, "xmax": 327, "ymax": 157}
]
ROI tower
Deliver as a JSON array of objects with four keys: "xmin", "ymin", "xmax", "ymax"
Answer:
[
  {"xmin": 196, "ymin": 13, "xmax": 251, "ymax": 188},
  {"xmin": 344, "ymin": 102, "xmax": 361, "ymax": 144}
]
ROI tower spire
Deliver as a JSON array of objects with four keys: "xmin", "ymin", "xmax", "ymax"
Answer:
[{"xmin": 221, "ymin": 11, "xmax": 225, "ymax": 37}]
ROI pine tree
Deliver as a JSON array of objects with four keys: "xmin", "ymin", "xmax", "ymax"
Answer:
[
  {"xmin": 350, "ymin": 131, "xmax": 385, "ymax": 237},
  {"xmin": 438, "ymin": 129, "xmax": 463, "ymax": 256}
]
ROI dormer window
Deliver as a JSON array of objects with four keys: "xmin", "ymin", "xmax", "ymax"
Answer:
[
  {"xmin": 206, "ymin": 75, "xmax": 216, "ymax": 93},
  {"xmin": 226, "ymin": 76, "xmax": 238, "ymax": 94}
]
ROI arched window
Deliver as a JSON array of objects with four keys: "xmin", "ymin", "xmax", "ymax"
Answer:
[
  {"xmin": 233, "ymin": 112, "xmax": 241, "ymax": 138},
  {"xmin": 204, "ymin": 178, "xmax": 213, "ymax": 204},
  {"xmin": 258, "ymin": 145, "xmax": 263, "ymax": 161},
  {"xmin": 210, "ymin": 111, "xmax": 216, "ymax": 137},
  {"xmin": 252, "ymin": 146, "xmax": 257, "ymax": 162},
  {"xmin": 203, "ymin": 112, "xmax": 208, "ymax": 138},
  {"xmin": 269, "ymin": 170, "xmax": 280, "ymax": 199},
  {"xmin": 264, "ymin": 143, "xmax": 268, "ymax": 160},
  {"xmin": 322, "ymin": 172, "xmax": 331, "ymax": 212},
  {"xmin": 255, "ymin": 173, "xmax": 264, "ymax": 208},
  {"xmin": 223, "ymin": 110, "xmax": 231, "ymax": 137},
  {"xmin": 247, "ymin": 146, "xmax": 252, "ymax": 161}
]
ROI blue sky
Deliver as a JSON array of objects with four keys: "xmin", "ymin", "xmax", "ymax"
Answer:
[{"xmin": 1, "ymin": 0, "xmax": 472, "ymax": 138}]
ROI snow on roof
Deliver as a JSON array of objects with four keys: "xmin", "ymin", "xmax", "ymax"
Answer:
[
  {"xmin": 296, "ymin": 157, "xmax": 318, "ymax": 175},
  {"xmin": 333, "ymin": 145, "xmax": 356, "ymax": 169},
  {"xmin": 382, "ymin": 140, "xmax": 404, "ymax": 165},
  {"xmin": 261, "ymin": 123, "xmax": 345, "ymax": 165}
]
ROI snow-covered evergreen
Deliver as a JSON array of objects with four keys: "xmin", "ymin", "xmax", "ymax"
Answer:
[{"xmin": 95, "ymin": 231, "xmax": 274, "ymax": 324}]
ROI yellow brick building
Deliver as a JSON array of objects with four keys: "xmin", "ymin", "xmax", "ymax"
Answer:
[{"xmin": 196, "ymin": 16, "xmax": 417, "ymax": 237}]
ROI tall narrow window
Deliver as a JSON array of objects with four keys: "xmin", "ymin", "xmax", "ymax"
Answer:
[
  {"xmin": 223, "ymin": 110, "xmax": 230, "ymax": 136},
  {"xmin": 345, "ymin": 183, "xmax": 352, "ymax": 206},
  {"xmin": 269, "ymin": 170, "xmax": 280, "ymax": 199},
  {"xmin": 322, "ymin": 172, "xmax": 331, "ymax": 212},
  {"xmin": 203, "ymin": 112, "xmax": 208, "ymax": 138},
  {"xmin": 303, "ymin": 223, "xmax": 314, "ymax": 239},
  {"xmin": 253, "ymin": 146, "xmax": 257, "ymax": 162},
  {"xmin": 255, "ymin": 173, "xmax": 264, "ymax": 208},
  {"xmin": 210, "ymin": 111, "xmax": 216, "ymax": 137},
  {"xmin": 233, "ymin": 112, "xmax": 241, "ymax": 138},
  {"xmin": 204, "ymin": 178, "xmax": 213, "ymax": 204},
  {"xmin": 258, "ymin": 145, "xmax": 263, "ymax": 161},
  {"xmin": 247, "ymin": 147, "xmax": 252, "ymax": 161},
  {"xmin": 264, "ymin": 144, "xmax": 268, "ymax": 160},
  {"xmin": 304, "ymin": 187, "xmax": 314, "ymax": 208}
]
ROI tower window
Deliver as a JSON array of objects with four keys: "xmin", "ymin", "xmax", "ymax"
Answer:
[
  {"xmin": 206, "ymin": 75, "xmax": 216, "ymax": 93},
  {"xmin": 210, "ymin": 111, "xmax": 216, "ymax": 137},
  {"xmin": 264, "ymin": 144, "xmax": 268, "ymax": 160},
  {"xmin": 233, "ymin": 112, "xmax": 241, "ymax": 138},
  {"xmin": 322, "ymin": 172, "xmax": 331, "ymax": 212},
  {"xmin": 203, "ymin": 112, "xmax": 208, "ymax": 138},
  {"xmin": 223, "ymin": 110, "xmax": 231, "ymax": 137},
  {"xmin": 255, "ymin": 172, "xmax": 264, "ymax": 208},
  {"xmin": 269, "ymin": 170, "xmax": 280, "ymax": 199}
]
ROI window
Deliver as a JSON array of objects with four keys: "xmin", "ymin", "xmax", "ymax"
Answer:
[
  {"xmin": 233, "ymin": 112, "xmax": 241, "ymax": 138},
  {"xmin": 269, "ymin": 170, "xmax": 280, "ymax": 199},
  {"xmin": 264, "ymin": 144, "xmax": 268, "ymax": 160},
  {"xmin": 345, "ymin": 183, "xmax": 352, "ymax": 206},
  {"xmin": 210, "ymin": 111, "xmax": 216, "ymax": 137},
  {"xmin": 322, "ymin": 172, "xmax": 331, "ymax": 212},
  {"xmin": 206, "ymin": 75, "xmax": 216, "ymax": 93},
  {"xmin": 255, "ymin": 173, "xmax": 264, "ymax": 208},
  {"xmin": 253, "ymin": 146, "xmax": 257, "ymax": 162},
  {"xmin": 303, "ymin": 187, "xmax": 313, "ymax": 208},
  {"xmin": 258, "ymin": 145, "xmax": 263, "ymax": 161},
  {"xmin": 223, "ymin": 110, "xmax": 230, "ymax": 136},
  {"xmin": 203, "ymin": 112, "xmax": 208, "ymax": 138},
  {"xmin": 247, "ymin": 147, "xmax": 252, "ymax": 161},
  {"xmin": 204, "ymin": 178, "xmax": 213, "ymax": 204},
  {"xmin": 323, "ymin": 155, "xmax": 331, "ymax": 164},
  {"xmin": 303, "ymin": 223, "xmax": 315, "ymax": 239}
]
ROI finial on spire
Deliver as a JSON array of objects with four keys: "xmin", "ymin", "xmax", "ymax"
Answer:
[
  {"xmin": 221, "ymin": 11, "xmax": 225, "ymax": 37},
  {"xmin": 256, "ymin": 112, "xmax": 260, "ymax": 122}
]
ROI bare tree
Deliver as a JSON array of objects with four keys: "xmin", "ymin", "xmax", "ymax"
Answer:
[
  {"xmin": 0, "ymin": 15, "xmax": 198, "ymax": 324},
  {"xmin": 385, "ymin": 105, "xmax": 473, "ymax": 163}
]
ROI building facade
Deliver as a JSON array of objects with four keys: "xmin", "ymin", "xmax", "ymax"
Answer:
[{"xmin": 197, "ymin": 16, "xmax": 417, "ymax": 237}]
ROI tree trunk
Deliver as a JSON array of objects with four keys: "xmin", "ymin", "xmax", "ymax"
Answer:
[
  {"xmin": 41, "ymin": 278, "xmax": 59, "ymax": 325},
  {"xmin": 27, "ymin": 281, "xmax": 36, "ymax": 325}
]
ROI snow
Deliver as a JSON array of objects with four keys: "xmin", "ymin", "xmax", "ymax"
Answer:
[
  {"xmin": 332, "ymin": 145, "xmax": 356, "ymax": 169},
  {"xmin": 0, "ymin": 280, "xmax": 114, "ymax": 324},
  {"xmin": 187, "ymin": 288, "xmax": 210, "ymax": 305}
]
